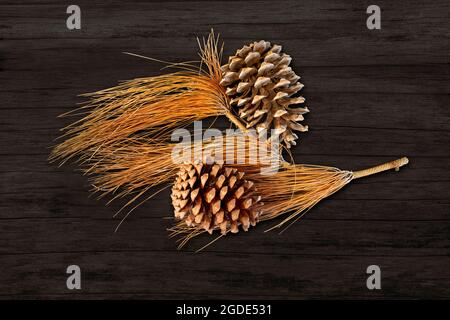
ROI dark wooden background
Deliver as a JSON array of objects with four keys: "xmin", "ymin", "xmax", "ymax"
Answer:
[{"xmin": 1, "ymin": 0, "xmax": 449, "ymax": 299}]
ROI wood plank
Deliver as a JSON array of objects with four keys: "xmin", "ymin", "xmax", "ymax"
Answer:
[
  {"xmin": 1, "ymin": 0, "xmax": 448, "ymax": 67},
  {"xmin": 1, "ymin": 215, "xmax": 450, "ymax": 256},
  {"xmin": 1, "ymin": 252, "xmax": 449, "ymax": 298}
]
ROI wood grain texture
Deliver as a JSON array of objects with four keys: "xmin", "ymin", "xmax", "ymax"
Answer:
[{"xmin": 0, "ymin": 0, "xmax": 449, "ymax": 299}]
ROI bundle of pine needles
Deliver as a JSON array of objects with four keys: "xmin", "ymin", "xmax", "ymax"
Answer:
[
  {"xmin": 50, "ymin": 32, "xmax": 245, "ymax": 167},
  {"xmin": 169, "ymin": 157, "xmax": 409, "ymax": 250}
]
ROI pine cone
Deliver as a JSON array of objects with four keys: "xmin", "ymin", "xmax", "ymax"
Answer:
[
  {"xmin": 220, "ymin": 40, "xmax": 309, "ymax": 148},
  {"xmin": 171, "ymin": 162, "xmax": 261, "ymax": 234}
]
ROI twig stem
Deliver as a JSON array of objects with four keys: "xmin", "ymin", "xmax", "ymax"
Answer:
[
  {"xmin": 353, "ymin": 157, "xmax": 409, "ymax": 179},
  {"xmin": 224, "ymin": 111, "xmax": 248, "ymax": 132}
]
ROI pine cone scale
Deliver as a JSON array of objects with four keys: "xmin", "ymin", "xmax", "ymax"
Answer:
[{"xmin": 172, "ymin": 162, "xmax": 261, "ymax": 234}]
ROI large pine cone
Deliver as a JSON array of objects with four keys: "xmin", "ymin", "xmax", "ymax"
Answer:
[
  {"xmin": 220, "ymin": 40, "xmax": 309, "ymax": 148},
  {"xmin": 171, "ymin": 162, "xmax": 261, "ymax": 234}
]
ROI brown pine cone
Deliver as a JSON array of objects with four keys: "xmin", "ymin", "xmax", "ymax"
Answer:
[
  {"xmin": 220, "ymin": 40, "xmax": 309, "ymax": 148},
  {"xmin": 171, "ymin": 162, "xmax": 261, "ymax": 234}
]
